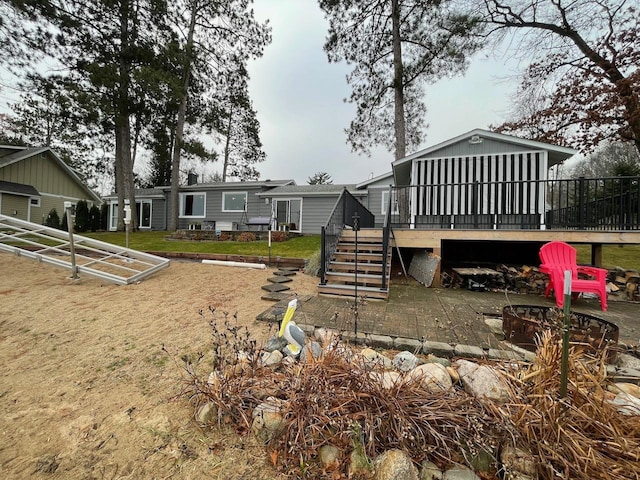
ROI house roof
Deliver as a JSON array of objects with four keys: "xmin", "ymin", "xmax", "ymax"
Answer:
[
  {"xmin": 106, "ymin": 180, "xmax": 298, "ymax": 199},
  {"xmin": 0, "ymin": 146, "xmax": 102, "ymax": 203},
  {"xmin": 391, "ymin": 129, "xmax": 578, "ymax": 185},
  {"xmin": 355, "ymin": 171, "xmax": 394, "ymax": 189},
  {"xmin": 256, "ymin": 184, "xmax": 365, "ymax": 197},
  {"xmin": 103, "ymin": 187, "xmax": 166, "ymax": 200},
  {"xmin": 162, "ymin": 179, "xmax": 296, "ymax": 191},
  {"xmin": 0, "ymin": 180, "xmax": 40, "ymax": 197}
]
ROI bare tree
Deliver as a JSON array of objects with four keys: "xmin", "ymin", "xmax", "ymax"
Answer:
[{"xmin": 484, "ymin": 0, "xmax": 640, "ymax": 153}]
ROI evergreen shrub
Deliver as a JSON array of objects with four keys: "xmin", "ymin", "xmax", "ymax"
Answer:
[
  {"xmin": 74, "ymin": 200, "xmax": 90, "ymax": 232},
  {"xmin": 45, "ymin": 208, "xmax": 60, "ymax": 229}
]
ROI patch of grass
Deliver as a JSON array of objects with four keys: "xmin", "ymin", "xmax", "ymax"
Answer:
[
  {"xmin": 107, "ymin": 357, "xmax": 129, "ymax": 370},
  {"xmin": 574, "ymin": 244, "xmax": 640, "ymax": 271},
  {"xmin": 146, "ymin": 351, "xmax": 169, "ymax": 368},
  {"xmin": 84, "ymin": 231, "xmax": 320, "ymax": 259}
]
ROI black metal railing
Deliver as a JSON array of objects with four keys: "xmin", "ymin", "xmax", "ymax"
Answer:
[
  {"xmin": 320, "ymin": 188, "xmax": 375, "ymax": 285},
  {"xmin": 388, "ymin": 176, "xmax": 640, "ymax": 231},
  {"xmin": 380, "ymin": 186, "xmax": 393, "ymax": 291}
]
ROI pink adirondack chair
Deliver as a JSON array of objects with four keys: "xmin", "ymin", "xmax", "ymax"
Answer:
[{"xmin": 539, "ymin": 241, "xmax": 608, "ymax": 311}]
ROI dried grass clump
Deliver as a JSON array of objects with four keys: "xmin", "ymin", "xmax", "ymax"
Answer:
[
  {"xmin": 493, "ymin": 331, "xmax": 640, "ymax": 480},
  {"xmin": 177, "ymin": 312, "xmax": 640, "ymax": 479}
]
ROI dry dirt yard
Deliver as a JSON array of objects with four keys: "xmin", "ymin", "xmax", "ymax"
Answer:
[{"xmin": 0, "ymin": 253, "xmax": 319, "ymax": 479}]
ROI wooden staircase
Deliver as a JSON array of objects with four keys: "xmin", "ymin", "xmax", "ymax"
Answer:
[{"xmin": 318, "ymin": 228, "xmax": 390, "ymax": 299}]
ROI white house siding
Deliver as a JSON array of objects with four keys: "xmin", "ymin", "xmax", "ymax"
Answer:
[{"xmin": 411, "ymin": 151, "xmax": 548, "ymax": 228}]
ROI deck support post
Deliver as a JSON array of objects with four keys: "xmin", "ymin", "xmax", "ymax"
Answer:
[
  {"xmin": 591, "ymin": 243, "xmax": 603, "ymax": 267},
  {"xmin": 431, "ymin": 241, "xmax": 442, "ymax": 287}
]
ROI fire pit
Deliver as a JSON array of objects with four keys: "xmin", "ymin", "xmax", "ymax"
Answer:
[{"xmin": 502, "ymin": 305, "xmax": 619, "ymax": 362}]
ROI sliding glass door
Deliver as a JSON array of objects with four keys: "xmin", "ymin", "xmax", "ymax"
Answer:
[{"xmin": 274, "ymin": 199, "xmax": 301, "ymax": 232}]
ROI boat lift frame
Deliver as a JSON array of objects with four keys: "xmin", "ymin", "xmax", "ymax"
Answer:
[{"xmin": 0, "ymin": 214, "xmax": 169, "ymax": 285}]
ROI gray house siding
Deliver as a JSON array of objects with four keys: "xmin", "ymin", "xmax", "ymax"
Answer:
[
  {"xmin": 151, "ymin": 198, "xmax": 166, "ymax": 230},
  {"xmin": 422, "ymin": 137, "xmax": 538, "ymax": 159},
  {"xmin": 366, "ymin": 187, "xmax": 387, "ymax": 227},
  {"xmin": 297, "ymin": 196, "xmax": 336, "ymax": 234},
  {"xmin": 176, "ymin": 187, "xmax": 274, "ymax": 230}
]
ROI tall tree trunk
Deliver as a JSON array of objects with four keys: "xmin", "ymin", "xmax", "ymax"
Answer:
[
  {"xmin": 115, "ymin": 123, "xmax": 125, "ymax": 231},
  {"xmin": 391, "ymin": 0, "xmax": 409, "ymax": 223},
  {"xmin": 391, "ymin": 0, "xmax": 406, "ymax": 161},
  {"xmin": 221, "ymin": 106, "xmax": 234, "ymax": 181},
  {"xmin": 169, "ymin": 4, "xmax": 198, "ymax": 231},
  {"xmin": 119, "ymin": 0, "xmax": 137, "ymax": 231}
]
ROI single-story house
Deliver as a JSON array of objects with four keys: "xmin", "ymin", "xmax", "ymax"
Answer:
[
  {"xmin": 0, "ymin": 145, "xmax": 101, "ymax": 223},
  {"xmin": 106, "ymin": 178, "xmax": 371, "ymax": 235},
  {"xmin": 104, "ymin": 179, "xmax": 296, "ymax": 232}
]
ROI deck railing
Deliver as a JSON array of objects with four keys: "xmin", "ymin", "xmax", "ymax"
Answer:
[
  {"xmin": 320, "ymin": 189, "xmax": 375, "ymax": 284},
  {"xmin": 388, "ymin": 176, "xmax": 640, "ymax": 230}
]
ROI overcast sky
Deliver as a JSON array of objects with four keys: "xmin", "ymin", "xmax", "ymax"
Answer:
[
  {"xmin": 247, "ymin": 0, "xmax": 520, "ymax": 185},
  {"xmin": 0, "ymin": 0, "xmax": 522, "ymax": 187}
]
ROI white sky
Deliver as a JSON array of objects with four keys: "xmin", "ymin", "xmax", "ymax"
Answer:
[{"xmin": 247, "ymin": 0, "xmax": 520, "ymax": 185}]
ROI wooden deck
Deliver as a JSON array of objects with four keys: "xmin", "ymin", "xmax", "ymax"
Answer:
[{"xmin": 386, "ymin": 227, "xmax": 640, "ymax": 287}]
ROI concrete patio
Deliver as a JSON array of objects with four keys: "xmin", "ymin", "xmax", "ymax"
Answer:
[{"xmin": 257, "ymin": 277, "xmax": 640, "ymax": 355}]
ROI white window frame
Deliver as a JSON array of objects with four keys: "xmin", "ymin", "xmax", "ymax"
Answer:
[
  {"xmin": 179, "ymin": 192, "xmax": 206, "ymax": 218},
  {"xmin": 273, "ymin": 197, "xmax": 302, "ymax": 232},
  {"xmin": 137, "ymin": 200, "xmax": 153, "ymax": 229},
  {"xmin": 109, "ymin": 202, "xmax": 118, "ymax": 231},
  {"xmin": 381, "ymin": 190, "xmax": 399, "ymax": 215},
  {"xmin": 30, "ymin": 197, "xmax": 41, "ymax": 207},
  {"xmin": 222, "ymin": 191, "xmax": 247, "ymax": 212}
]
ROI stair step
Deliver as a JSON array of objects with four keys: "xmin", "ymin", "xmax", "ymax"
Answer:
[
  {"xmin": 325, "ymin": 272, "xmax": 386, "ymax": 286},
  {"xmin": 341, "ymin": 228, "xmax": 383, "ymax": 238},
  {"xmin": 336, "ymin": 242, "xmax": 384, "ymax": 252},
  {"xmin": 333, "ymin": 252, "xmax": 384, "ymax": 262},
  {"xmin": 329, "ymin": 261, "xmax": 385, "ymax": 273},
  {"xmin": 318, "ymin": 283, "xmax": 388, "ymax": 299}
]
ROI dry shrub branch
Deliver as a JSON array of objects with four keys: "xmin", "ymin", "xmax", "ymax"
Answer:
[{"xmin": 492, "ymin": 331, "xmax": 640, "ymax": 480}]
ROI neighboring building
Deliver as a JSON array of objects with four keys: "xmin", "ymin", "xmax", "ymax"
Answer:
[
  {"xmin": 0, "ymin": 145, "xmax": 101, "ymax": 223},
  {"xmin": 103, "ymin": 179, "xmax": 296, "ymax": 231}
]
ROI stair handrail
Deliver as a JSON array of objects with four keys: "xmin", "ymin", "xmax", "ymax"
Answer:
[{"xmin": 380, "ymin": 185, "xmax": 392, "ymax": 291}]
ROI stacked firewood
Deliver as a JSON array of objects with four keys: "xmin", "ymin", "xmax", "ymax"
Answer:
[
  {"xmin": 445, "ymin": 265, "xmax": 640, "ymax": 301},
  {"xmin": 610, "ymin": 267, "xmax": 640, "ymax": 301},
  {"xmin": 496, "ymin": 264, "xmax": 549, "ymax": 295}
]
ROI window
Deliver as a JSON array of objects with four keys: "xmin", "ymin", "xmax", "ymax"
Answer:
[
  {"xmin": 30, "ymin": 197, "xmax": 41, "ymax": 207},
  {"xmin": 222, "ymin": 191, "xmax": 247, "ymax": 212},
  {"xmin": 109, "ymin": 200, "xmax": 153, "ymax": 230},
  {"xmin": 381, "ymin": 190, "xmax": 399, "ymax": 215},
  {"xmin": 136, "ymin": 200, "xmax": 152, "ymax": 229},
  {"xmin": 180, "ymin": 193, "xmax": 206, "ymax": 217},
  {"xmin": 274, "ymin": 198, "xmax": 302, "ymax": 231},
  {"xmin": 109, "ymin": 203, "xmax": 118, "ymax": 231}
]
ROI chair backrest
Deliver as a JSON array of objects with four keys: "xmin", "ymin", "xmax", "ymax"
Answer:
[{"xmin": 539, "ymin": 241, "xmax": 578, "ymax": 277}]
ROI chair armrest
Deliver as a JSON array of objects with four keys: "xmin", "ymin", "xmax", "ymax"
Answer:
[{"xmin": 577, "ymin": 265, "xmax": 608, "ymax": 281}]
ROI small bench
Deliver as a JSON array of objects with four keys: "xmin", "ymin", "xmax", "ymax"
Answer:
[{"xmin": 246, "ymin": 217, "xmax": 272, "ymax": 230}]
